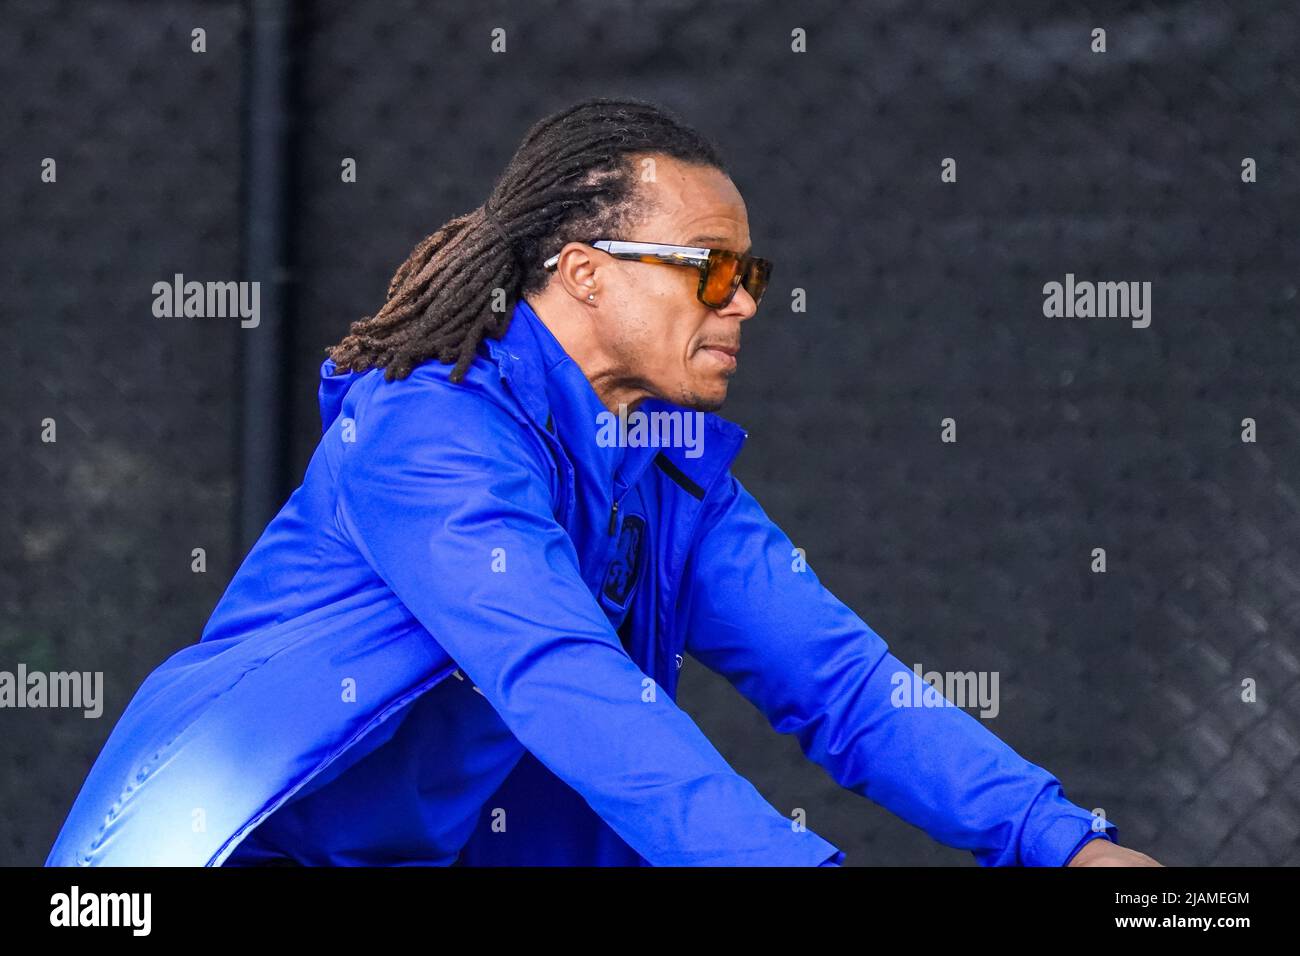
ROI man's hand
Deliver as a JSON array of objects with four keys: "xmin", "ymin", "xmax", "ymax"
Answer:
[{"xmin": 1067, "ymin": 838, "xmax": 1163, "ymax": 867}]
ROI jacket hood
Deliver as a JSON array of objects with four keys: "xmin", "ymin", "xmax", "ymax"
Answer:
[{"xmin": 318, "ymin": 358, "xmax": 364, "ymax": 433}]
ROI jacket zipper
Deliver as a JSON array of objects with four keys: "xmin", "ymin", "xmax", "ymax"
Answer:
[{"xmin": 607, "ymin": 462, "xmax": 639, "ymax": 534}]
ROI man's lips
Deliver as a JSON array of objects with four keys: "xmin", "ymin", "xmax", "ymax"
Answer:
[{"xmin": 698, "ymin": 343, "xmax": 739, "ymax": 370}]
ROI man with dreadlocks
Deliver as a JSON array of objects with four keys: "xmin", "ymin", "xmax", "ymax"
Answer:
[{"xmin": 47, "ymin": 97, "xmax": 1158, "ymax": 868}]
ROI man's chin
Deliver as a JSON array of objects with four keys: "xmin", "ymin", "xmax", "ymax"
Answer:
[{"xmin": 680, "ymin": 386, "xmax": 728, "ymax": 413}]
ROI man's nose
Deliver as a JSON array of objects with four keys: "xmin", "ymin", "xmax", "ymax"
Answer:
[{"xmin": 722, "ymin": 283, "xmax": 759, "ymax": 321}]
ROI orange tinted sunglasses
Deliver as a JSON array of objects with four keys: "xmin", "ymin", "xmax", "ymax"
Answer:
[{"xmin": 543, "ymin": 240, "xmax": 772, "ymax": 309}]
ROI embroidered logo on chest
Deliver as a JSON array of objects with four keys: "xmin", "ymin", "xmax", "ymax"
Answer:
[{"xmin": 601, "ymin": 514, "xmax": 647, "ymax": 609}]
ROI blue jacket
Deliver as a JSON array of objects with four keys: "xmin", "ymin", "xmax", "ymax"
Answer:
[{"xmin": 46, "ymin": 295, "xmax": 1118, "ymax": 866}]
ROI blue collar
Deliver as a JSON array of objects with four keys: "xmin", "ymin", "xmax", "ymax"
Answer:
[
  {"xmin": 485, "ymin": 297, "xmax": 749, "ymax": 496},
  {"xmin": 515, "ymin": 295, "xmax": 630, "ymax": 482}
]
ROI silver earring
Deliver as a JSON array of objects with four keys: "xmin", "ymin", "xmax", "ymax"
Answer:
[{"xmin": 587, "ymin": 293, "xmax": 595, "ymax": 301}]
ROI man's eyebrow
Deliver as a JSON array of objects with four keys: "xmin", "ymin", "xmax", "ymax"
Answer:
[{"xmin": 687, "ymin": 234, "xmax": 752, "ymax": 254}]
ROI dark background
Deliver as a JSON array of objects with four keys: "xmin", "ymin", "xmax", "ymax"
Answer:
[{"xmin": 3, "ymin": 0, "xmax": 1298, "ymax": 866}]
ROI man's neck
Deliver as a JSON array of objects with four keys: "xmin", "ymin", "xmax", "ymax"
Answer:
[{"xmin": 526, "ymin": 297, "xmax": 651, "ymax": 415}]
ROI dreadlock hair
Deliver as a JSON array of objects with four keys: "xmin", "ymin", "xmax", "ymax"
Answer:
[{"xmin": 325, "ymin": 96, "xmax": 729, "ymax": 383}]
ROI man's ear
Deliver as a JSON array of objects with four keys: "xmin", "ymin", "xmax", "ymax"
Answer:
[{"xmin": 552, "ymin": 242, "xmax": 602, "ymax": 305}]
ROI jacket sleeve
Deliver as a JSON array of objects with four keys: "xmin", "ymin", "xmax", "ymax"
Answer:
[
  {"xmin": 680, "ymin": 471, "xmax": 1120, "ymax": 867},
  {"xmin": 332, "ymin": 373, "xmax": 842, "ymax": 866}
]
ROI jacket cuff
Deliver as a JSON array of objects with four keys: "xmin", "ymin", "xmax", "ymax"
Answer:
[{"xmin": 1020, "ymin": 787, "xmax": 1120, "ymax": 867}]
